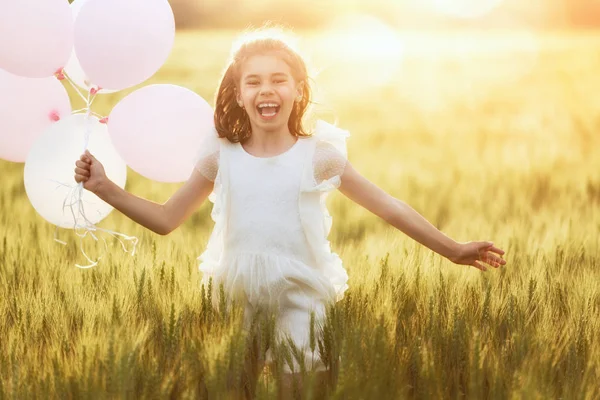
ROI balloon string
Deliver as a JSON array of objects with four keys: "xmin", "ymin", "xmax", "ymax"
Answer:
[
  {"xmin": 51, "ymin": 178, "xmax": 139, "ymax": 268},
  {"xmin": 53, "ymin": 227, "xmax": 67, "ymax": 245},
  {"xmin": 52, "ymin": 69, "xmax": 138, "ymax": 269},
  {"xmin": 72, "ymin": 109, "xmax": 104, "ymax": 120},
  {"xmin": 62, "ymin": 72, "xmax": 89, "ymax": 104}
]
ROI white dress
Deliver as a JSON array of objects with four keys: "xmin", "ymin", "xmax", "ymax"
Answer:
[{"xmin": 194, "ymin": 120, "xmax": 350, "ymax": 373}]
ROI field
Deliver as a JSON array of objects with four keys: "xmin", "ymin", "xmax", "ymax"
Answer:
[{"xmin": 1, "ymin": 30, "xmax": 599, "ymax": 399}]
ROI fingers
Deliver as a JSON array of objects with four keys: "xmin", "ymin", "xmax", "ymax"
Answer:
[
  {"xmin": 483, "ymin": 252, "xmax": 506, "ymax": 265},
  {"xmin": 75, "ymin": 153, "xmax": 92, "ymax": 183},
  {"xmin": 480, "ymin": 252, "xmax": 507, "ymax": 268},
  {"xmin": 74, "ymin": 167, "xmax": 90, "ymax": 177},
  {"xmin": 472, "ymin": 261, "xmax": 488, "ymax": 272},
  {"xmin": 466, "ymin": 242, "xmax": 507, "ymax": 272},
  {"xmin": 74, "ymin": 165, "xmax": 90, "ymax": 182},
  {"xmin": 478, "ymin": 242, "xmax": 507, "ymax": 268},
  {"xmin": 78, "ymin": 150, "xmax": 94, "ymax": 163},
  {"xmin": 488, "ymin": 245, "xmax": 505, "ymax": 256},
  {"xmin": 75, "ymin": 158, "xmax": 91, "ymax": 177},
  {"xmin": 84, "ymin": 149, "xmax": 97, "ymax": 162},
  {"xmin": 80, "ymin": 151, "xmax": 94, "ymax": 163},
  {"xmin": 74, "ymin": 175, "xmax": 88, "ymax": 183},
  {"xmin": 74, "ymin": 172, "xmax": 88, "ymax": 183}
]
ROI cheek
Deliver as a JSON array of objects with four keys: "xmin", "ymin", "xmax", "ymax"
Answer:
[
  {"xmin": 240, "ymin": 86, "xmax": 255, "ymax": 97},
  {"xmin": 241, "ymin": 92, "xmax": 255, "ymax": 105},
  {"xmin": 277, "ymin": 86, "xmax": 295, "ymax": 102}
]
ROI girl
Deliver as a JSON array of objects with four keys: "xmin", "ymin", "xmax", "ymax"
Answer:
[{"xmin": 74, "ymin": 29, "xmax": 506, "ymax": 396}]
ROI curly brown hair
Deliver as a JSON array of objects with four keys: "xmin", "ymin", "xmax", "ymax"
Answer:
[{"xmin": 213, "ymin": 28, "xmax": 313, "ymax": 143}]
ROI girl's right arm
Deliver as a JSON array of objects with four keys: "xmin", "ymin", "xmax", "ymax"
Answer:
[{"xmin": 74, "ymin": 150, "xmax": 214, "ymax": 235}]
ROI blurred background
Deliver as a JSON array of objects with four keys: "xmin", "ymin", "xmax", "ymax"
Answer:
[
  {"xmin": 1, "ymin": 1, "xmax": 599, "ymax": 397},
  {"xmin": 166, "ymin": 0, "xmax": 600, "ymax": 30}
]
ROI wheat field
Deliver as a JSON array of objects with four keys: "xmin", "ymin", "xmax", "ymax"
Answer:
[{"xmin": 0, "ymin": 30, "xmax": 599, "ymax": 399}]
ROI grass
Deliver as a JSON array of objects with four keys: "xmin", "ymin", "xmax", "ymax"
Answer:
[{"xmin": 0, "ymin": 29, "xmax": 599, "ymax": 399}]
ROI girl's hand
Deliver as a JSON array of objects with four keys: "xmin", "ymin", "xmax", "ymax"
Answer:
[
  {"xmin": 74, "ymin": 150, "xmax": 109, "ymax": 195},
  {"xmin": 449, "ymin": 241, "xmax": 506, "ymax": 271}
]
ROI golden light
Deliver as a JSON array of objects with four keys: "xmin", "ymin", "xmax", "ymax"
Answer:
[
  {"xmin": 364, "ymin": 17, "xmax": 541, "ymax": 114},
  {"xmin": 309, "ymin": 15, "xmax": 404, "ymax": 95},
  {"xmin": 428, "ymin": 0, "xmax": 504, "ymax": 18},
  {"xmin": 321, "ymin": 15, "xmax": 404, "ymax": 62},
  {"xmin": 449, "ymin": 18, "xmax": 541, "ymax": 87}
]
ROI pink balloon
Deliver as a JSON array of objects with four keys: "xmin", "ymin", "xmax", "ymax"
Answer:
[
  {"xmin": 108, "ymin": 85, "xmax": 214, "ymax": 183},
  {"xmin": 0, "ymin": 0, "xmax": 74, "ymax": 78},
  {"xmin": 74, "ymin": 0, "xmax": 175, "ymax": 91},
  {"xmin": 0, "ymin": 69, "xmax": 72, "ymax": 163},
  {"xmin": 63, "ymin": 0, "xmax": 116, "ymax": 94}
]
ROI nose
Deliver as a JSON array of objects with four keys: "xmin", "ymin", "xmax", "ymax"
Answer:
[{"xmin": 259, "ymin": 83, "xmax": 274, "ymax": 96}]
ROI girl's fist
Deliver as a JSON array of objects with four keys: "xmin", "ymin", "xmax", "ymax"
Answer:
[{"xmin": 74, "ymin": 150, "xmax": 108, "ymax": 194}]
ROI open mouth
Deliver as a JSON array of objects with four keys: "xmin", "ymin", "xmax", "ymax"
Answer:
[{"xmin": 256, "ymin": 102, "xmax": 281, "ymax": 119}]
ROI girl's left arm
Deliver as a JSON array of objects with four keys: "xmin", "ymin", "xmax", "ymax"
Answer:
[{"xmin": 337, "ymin": 162, "xmax": 506, "ymax": 271}]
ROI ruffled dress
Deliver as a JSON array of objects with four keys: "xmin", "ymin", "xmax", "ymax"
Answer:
[{"xmin": 194, "ymin": 120, "xmax": 351, "ymax": 312}]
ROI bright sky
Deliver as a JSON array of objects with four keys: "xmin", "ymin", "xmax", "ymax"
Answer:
[
  {"xmin": 428, "ymin": 0, "xmax": 505, "ymax": 18},
  {"xmin": 306, "ymin": 9, "xmax": 541, "ymax": 99}
]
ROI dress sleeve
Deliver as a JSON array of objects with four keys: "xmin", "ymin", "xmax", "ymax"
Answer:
[
  {"xmin": 313, "ymin": 140, "xmax": 348, "ymax": 187},
  {"xmin": 298, "ymin": 120, "xmax": 351, "ymax": 302},
  {"xmin": 310, "ymin": 120, "xmax": 351, "ymax": 189},
  {"xmin": 193, "ymin": 128, "xmax": 220, "ymax": 182}
]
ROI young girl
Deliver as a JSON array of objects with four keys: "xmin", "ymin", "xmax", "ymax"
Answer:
[{"xmin": 74, "ymin": 29, "xmax": 506, "ymax": 395}]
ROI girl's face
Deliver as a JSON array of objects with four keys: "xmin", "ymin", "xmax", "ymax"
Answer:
[{"xmin": 236, "ymin": 54, "xmax": 303, "ymax": 133}]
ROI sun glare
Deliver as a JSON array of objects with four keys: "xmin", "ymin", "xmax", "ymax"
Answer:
[
  {"xmin": 311, "ymin": 15, "xmax": 404, "ymax": 93},
  {"xmin": 429, "ymin": 0, "xmax": 504, "ymax": 18}
]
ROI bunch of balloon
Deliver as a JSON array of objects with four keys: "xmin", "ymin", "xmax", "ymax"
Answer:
[{"xmin": 0, "ymin": 0, "xmax": 216, "ymax": 268}]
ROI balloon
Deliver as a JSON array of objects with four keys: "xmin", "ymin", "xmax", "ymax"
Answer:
[
  {"xmin": 73, "ymin": 0, "xmax": 175, "ymax": 91},
  {"xmin": 63, "ymin": 0, "xmax": 116, "ymax": 94},
  {"xmin": 108, "ymin": 84, "xmax": 214, "ymax": 183},
  {"xmin": 0, "ymin": 69, "xmax": 72, "ymax": 163},
  {"xmin": 0, "ymin": 0, "xmax": 73, "ymax": 78},
  {"xmin": 24, "ymin": 114, "xmax": 127, "ymax": 229}
]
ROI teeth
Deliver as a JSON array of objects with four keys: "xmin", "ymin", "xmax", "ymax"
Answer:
[{"xmin": 257, "ymin": 103, "xmax": 279, "ymax": 108}]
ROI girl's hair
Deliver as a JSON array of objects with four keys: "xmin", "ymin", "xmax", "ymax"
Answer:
[{"xmin": 214, "ymin": 28, "xmax": 313, "ymax": 143}]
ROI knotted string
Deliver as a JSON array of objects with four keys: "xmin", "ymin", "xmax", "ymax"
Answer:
[{"xmin": 51, "ymin": 70, "xmax": 138, "ymax": 268}]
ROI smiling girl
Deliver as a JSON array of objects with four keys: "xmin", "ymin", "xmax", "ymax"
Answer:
[{"xmin": 74, "ymin": 28, "xmax": 506, "ymax": 398}]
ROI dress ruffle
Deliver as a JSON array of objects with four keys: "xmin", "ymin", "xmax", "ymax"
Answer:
[
  {"xmin": 200, "ymin": 251, "xmax": 335, "ymax": 308},
  {"xmin": 197, "ymin": 139, "xmax": 230, "ymax": 308},
  {"xmin": 313, "ymin": 120, "xmax": 350, "ymax": 159},
  {"xmin": 299, "ymin": 120, "xmax": 351, "ymax": 302}
]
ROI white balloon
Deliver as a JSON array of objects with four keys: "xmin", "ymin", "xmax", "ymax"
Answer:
[
  {"xmin": 63, "ymin": 0, "xmax": 116, "ymax": 94},
  {"xmin": 24, "ymin": 114, "xmax": 127, "ymax": 228}
]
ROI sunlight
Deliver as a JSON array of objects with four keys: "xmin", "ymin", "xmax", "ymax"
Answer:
[
  {"xmin": 322, "ymin": 15, "xmax": 404, "ymax": 62},
  {"xmin": 449, "ymin": 22, "xmax": 541, "ymax": 86},
  {"xmin": 310, "ymin": 15, "xmax": 404, "ymax": 94},
  {"xmin": 429, "ymin": 0, "xmax": 504, "ymax": 18}
]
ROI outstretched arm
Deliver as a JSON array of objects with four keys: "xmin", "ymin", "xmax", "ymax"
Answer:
[
  {"xmin": 96, "ymin": 170, "xmax": 213, "ymax": 235},
  {"xmin": 337, "ymin": 161, "xmax": 506, "ymax": 271},
  {"xmin": 75, "ymin": 150, "xmax": 214, "ymax": 236}
]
